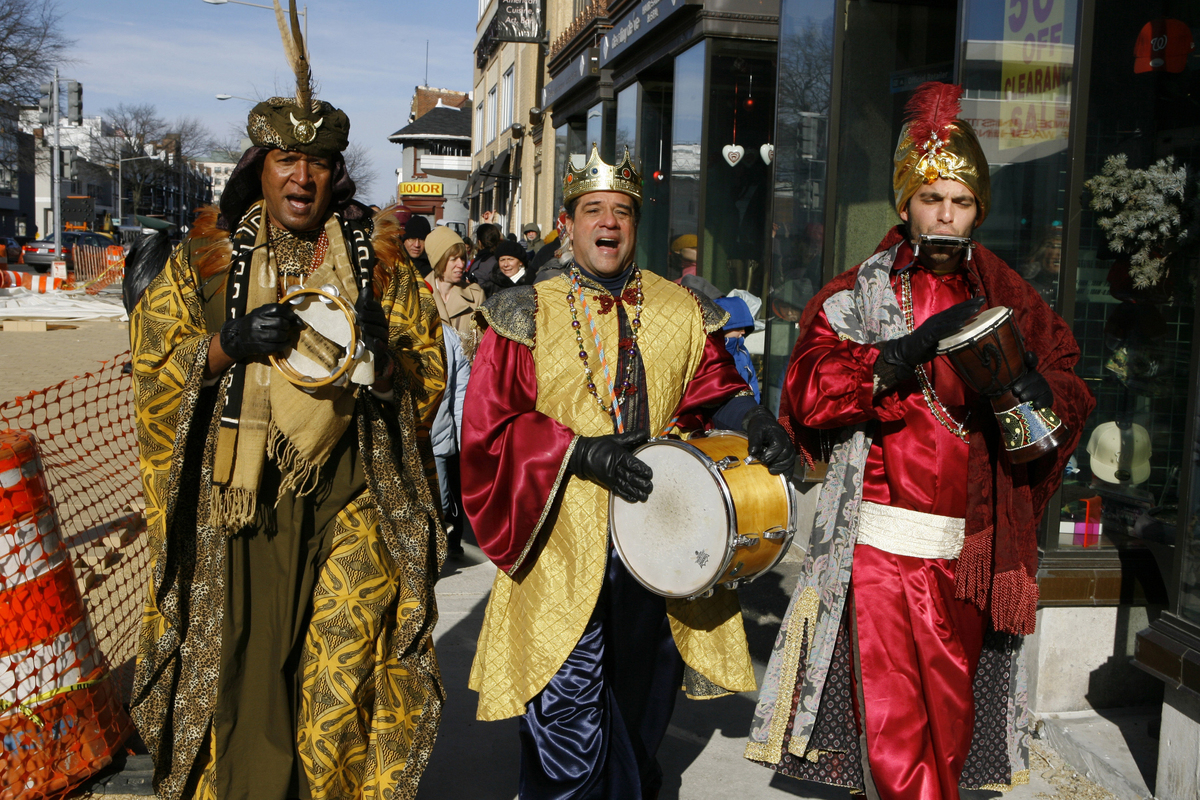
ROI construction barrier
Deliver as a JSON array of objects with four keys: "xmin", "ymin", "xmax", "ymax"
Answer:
[
  {"xmin": 19, "ymin": 275, "xmax": 64, "ymax": 294},
  {"xmin": 0, "ymin": 273, "xmax": 19, "ymax": 290},
  {"xmin": 73, "ymin": 245, "xmax": 125, "ymax": 295},
  {"xmin": 0, "ymin": 356, "xmax": 144, "ymax": 798}
]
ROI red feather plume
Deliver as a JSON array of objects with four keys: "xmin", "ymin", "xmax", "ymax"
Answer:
[{"xmin": 904, "ymin": 82, "xmax": 963, "ymax": 148}]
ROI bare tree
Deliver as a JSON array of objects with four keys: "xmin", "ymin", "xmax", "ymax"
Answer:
[
  {"xmin": 342, "ymin": 141, "xmax": 378, "ymax": 196},
  {"xmin": 0, "ymin": 0, "xmax": 74, "ymax": 175},
  {"xmin": 0, "ymin": 0, "xmax": 73, "ymax": 107},
  {"xmin": 90, "ymin": 104, "xmax": 216, "ymax": 220}
]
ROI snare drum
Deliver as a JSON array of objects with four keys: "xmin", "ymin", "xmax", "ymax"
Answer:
[
  {"xmin": 937, "ymin": 305, "xmax": 1065, "ymax": 463},
  {"xmin": 609, "ymin": 431, "xmax": 796, "ymax": 600}
]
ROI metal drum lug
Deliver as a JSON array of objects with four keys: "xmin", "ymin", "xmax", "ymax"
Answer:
[
  {"xmin": 714, "ymin": 456, "xmax": 742, "ymax": 471},
  {"xmin": 724, "ymin": 579, "xmax": 742, "ymax": 590},
  {"xmin": 731, "ymin": 534, "xmax": 758, "ymax": 549},
  {"xmin": 763, "ymin": 526, "xmax": 788, "ymax": 541}
]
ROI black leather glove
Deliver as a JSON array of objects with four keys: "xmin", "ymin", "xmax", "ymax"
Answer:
[
  {"xmin": 879, "ymin": 297, "xmax": 985, "ymax": 378},
  {"xmin": 356, "ymin": 290, "xmax": 391, "ymax": 366},
  {"xmin": 219, "ymin": 303, "xmax": 299, "ymax": 361},
  {"xmin": 568, "ymin": 430, "xmax": 653, "ymax": 503},
  {"xmin": 1009, "ymin": 351, "xmax": 1054, "ymax": 410},
  {"xmin": 744, "ymin": 406, "xmax": 797, "ymax": 475}
]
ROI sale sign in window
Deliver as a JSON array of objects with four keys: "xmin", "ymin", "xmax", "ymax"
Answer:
[{"xmin": 1000, "ymin": 0, "xmax": 1072, "ymax": 150}]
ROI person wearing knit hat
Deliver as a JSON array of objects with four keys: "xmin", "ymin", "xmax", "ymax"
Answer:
[
  {"xmin": 462, "ymin": 143, "xmax": 793, "ymax": 799},
  {"xmin": 670, "ymin": 233, "xmax": 699, "ymax": 280},
  {"xmin": 478, "ymin": 237, "xmax": 535, "ymax": 298},
  {"xmin": 402, "ymin": 214, "xmax": 433, "ymax": 274},
  {"xmin": 424, "ymin": 225, "xmax": 485, "ymax": 337},
  {"xmin": 127, "ymin": 4, "xmax": 447, "ymax": 798},
  {"xmin": 748, "ymin": 83, "xmax": 1094, "ymax": 799}
]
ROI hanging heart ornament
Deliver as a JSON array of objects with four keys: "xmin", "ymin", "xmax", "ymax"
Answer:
[
  {"xmin": 760, "ymin": 143, "xmax": 774, "ymax": 165},
  {"xmin": 722, "ymin": 144, "xmax": 745, "ymax": 167}
]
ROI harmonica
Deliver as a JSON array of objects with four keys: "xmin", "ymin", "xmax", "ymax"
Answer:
[{"xmin": 918, "ymin": 234, "xmax": 975, "ymax": 250}]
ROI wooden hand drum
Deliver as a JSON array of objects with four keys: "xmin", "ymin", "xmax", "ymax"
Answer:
[{"xmin": 936, "ymin": 305, "xmax": 1065, "ymax": 463}]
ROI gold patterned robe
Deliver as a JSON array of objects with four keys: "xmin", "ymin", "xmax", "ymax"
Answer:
[{"xmin": 129, "ymin": 205, "xmax": 446, "ymax": 800}]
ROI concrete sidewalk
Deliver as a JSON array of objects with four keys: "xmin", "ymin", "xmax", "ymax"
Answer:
[{"xmin": 77, "ymin": 540, "xmax": 1120, "ymax": 799}]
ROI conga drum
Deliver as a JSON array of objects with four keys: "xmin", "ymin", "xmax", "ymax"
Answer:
[
  {"xmin": 936, "ymin": 305, "xmax": 1065, "ymax": 463},
  {"xmin": 609, "ymin": 431, "xmax": 797, "ymax": 599}
]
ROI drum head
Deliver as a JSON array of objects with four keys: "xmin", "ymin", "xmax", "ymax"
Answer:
[
  {"xmin": 610, "ymin": 441, "xmax": 731, "ymax": 597},
  {"xmin": 936, "ymin": 305, "xmax": 1011, "ymax": 353}
]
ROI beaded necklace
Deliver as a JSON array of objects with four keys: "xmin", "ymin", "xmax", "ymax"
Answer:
[
  {"xmin": 900, "ymin": 270, "xmax": 969, "ymax": 442},
  {"xmin": 567, "ymin": 264, "xmax": 644, "ymax": 433}
]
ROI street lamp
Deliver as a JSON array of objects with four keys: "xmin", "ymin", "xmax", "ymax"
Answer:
[
  {"xmin": 202, "ymin": 0, "xmax": 308, "ymax": 46},
  {"xmin": 118, "ymin": 156, "xmax": 155, "ymax": 224},
  {"xmin": 216, "ymin": 94, "xmax": 257, "ymax": 102}
]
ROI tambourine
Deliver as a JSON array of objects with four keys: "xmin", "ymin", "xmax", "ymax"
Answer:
[{"xmin": 269, "ymin": 284, "xmax": 373, "ymax": 389}]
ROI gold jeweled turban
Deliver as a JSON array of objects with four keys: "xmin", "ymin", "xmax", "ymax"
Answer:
[
  {"xmin": 893, "ymin": 82, "xmax": 991, "ymax": 222},
  {"xmin": 563, "ymin": 144, "xmax": 643, "ymax": 205}
]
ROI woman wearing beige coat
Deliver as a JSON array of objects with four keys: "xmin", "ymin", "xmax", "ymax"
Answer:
[{"xmin": 424, "ymin": 226, "xmax": 485, "ymax": 337}]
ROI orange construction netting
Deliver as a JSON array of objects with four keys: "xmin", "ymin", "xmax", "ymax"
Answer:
[{"xmin": 0, "ymin": 352, "xmax": 143, "ymax": 798}]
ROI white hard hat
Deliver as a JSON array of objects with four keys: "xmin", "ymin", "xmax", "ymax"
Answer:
[{"xmin": 1086, "ymin": 421, "xmax": 1151, "ymax": 485}]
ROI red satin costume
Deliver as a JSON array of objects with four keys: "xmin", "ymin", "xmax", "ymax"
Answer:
[{"xmin": 786, "ymin": 241, "xmax": 987, "ymax": 800}]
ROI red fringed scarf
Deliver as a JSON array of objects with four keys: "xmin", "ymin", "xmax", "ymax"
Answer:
[{"xmin": 781, "ymin": 226, "xmax": 1095, "ymax": 635}]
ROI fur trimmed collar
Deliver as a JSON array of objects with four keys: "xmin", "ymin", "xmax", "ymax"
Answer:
[{"xmin": 189, "ymin": 203, "xmax": 404, "ymax": 297}]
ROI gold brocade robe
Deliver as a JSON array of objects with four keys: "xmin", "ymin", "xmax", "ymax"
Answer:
[
  {"xmin": 469, "ymin": 271, "xmax": 756, "ymax": 721},
  {"xmin": 129, "ymin": 206, "xmax": 447, "ymax": 800}
]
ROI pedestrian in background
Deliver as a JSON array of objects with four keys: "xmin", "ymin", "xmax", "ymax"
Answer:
[
  {"xmin": 402, "ymin": 214, "xmax": 432, "ymax": 274},
  {"xmin": 479, "ymin": 238, "xmax": 535, "ymax": 297},
  {"xmin": 470, "ymin": 222, "xmax": 501, "ymax": 281},
  {"xmin": 715, "ymin": 294, "xmax": 761, "ymax": 403},
  {"xmin": 432, "ymin": 323, "xmax": 471, "ymax": 557},
  {"xmin": 424, "ymin": 225, "xmax": 485, "ymax": 338},
  {"xmin": 522, "ymin": 222, "xmax": 543, "ymax": 254}
]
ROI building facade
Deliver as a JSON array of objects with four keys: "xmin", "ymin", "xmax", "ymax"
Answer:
[
  {"xmin": 390, "ymin": 87, "xmax": 473, "ymax": 232},
  {"xmin": 471, "ymin": 1, "xmax": 546, "ymax": 238}
]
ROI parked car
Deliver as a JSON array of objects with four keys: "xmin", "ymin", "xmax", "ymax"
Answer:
[
  {"xmin": 22, "ymin": 232, "xmax": 111, "ymax": 273},
  {"xmin": 0, "ymin": 237, "xmax": 19, "ymax": 263}
]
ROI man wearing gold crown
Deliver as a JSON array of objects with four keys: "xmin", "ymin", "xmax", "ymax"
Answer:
[
  {"xmin": 745, "ymin": 83, "xmax": 1094, "ymax": 799},
  {"xmin": 460, "ymin": 145, "xmax": 795, "ymax": 798},
  {"xmin": 127, "ymin": 5, "xmax": 446, "ymax": 799}
]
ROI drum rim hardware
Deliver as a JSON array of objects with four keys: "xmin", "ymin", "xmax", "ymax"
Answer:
[
  {"xmin": 269, "ymin": 285, "xmax": 361, "ymax": 389},
  {"xmin": 608, "ymin": 430, "xmax": 799, "ymax": 600}
]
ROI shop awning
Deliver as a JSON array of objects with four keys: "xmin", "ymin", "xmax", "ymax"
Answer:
[{"xmin": 482, "ymin": 151, "xmax": 512, "ymax": 193}]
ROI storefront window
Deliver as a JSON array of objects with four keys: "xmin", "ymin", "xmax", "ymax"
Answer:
[
  {"xmin": 615, "ymin": 84, "xmax": 638, "ymax": 159},
  {"xmin": 587, "ymin": 101, "xmax": 617, "ymax": 161},
  {"xmin": 960, "ymin": 0, "xmax": 1078, "ymax": 308},
  {"xmin": 635, "ymin": 76, "xmax": 672, "ymax": 276},
  {"xmin": 669, "ymin": 40, "xmax": 706, "ymax": 280},
  {"xmin": 702, "ymin": 42, "xmax": 777, "ymax": 299},
  {"xmin": 830, "ymin": 0, "xmax": 956, "ymax": 276},
  {"xmin": 764, "ymin": 0, "xmax": 838, "ymax": 410},
  {"xmin": 1071, "ymin": 2, "xmax": 1200, "ymax": 599},
  {"xmin": 554, "ymin": 120, "xmax": 588, "ymax": 217}
]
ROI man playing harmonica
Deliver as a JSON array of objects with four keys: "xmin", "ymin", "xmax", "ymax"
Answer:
[{"xmin": 746, "ymin": 82, "xmax": 1094, "ymax": 800}]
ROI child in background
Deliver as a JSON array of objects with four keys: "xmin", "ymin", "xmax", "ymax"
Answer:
[{"xmin": 714, "ymin": 295, "xmax": 760, "ymax": 403}]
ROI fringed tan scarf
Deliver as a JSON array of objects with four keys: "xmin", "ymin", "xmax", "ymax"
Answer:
[{"xmin": 211, "ymin": 205, "xmax": 362, "ymax": 531}]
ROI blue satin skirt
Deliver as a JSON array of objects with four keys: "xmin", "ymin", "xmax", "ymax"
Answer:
[{"xmin": 518, "ymin": 552, "xmax": 684, "ymax": 800}]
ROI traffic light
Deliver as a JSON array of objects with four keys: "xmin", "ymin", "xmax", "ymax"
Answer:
[
  {"xmin": 66, "ymin": 81, "xmax": 82, "ymax": 125},
  {"xmin": 38, "ymin": 82, "xmax": 55, "ymax": 125}
]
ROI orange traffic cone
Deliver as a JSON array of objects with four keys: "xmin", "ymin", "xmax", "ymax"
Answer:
[{"xmin": 0, "ymin": 430, "xmax": 131, "ymax": 800}]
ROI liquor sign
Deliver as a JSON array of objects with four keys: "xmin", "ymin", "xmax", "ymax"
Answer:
[
  {"xmin": 1000, "ymin": 0, "xmax": 1071, "ymax": 151},
  {"xmin": 494, "ymin": 0, "xmax": 542, "ymax": 43},
  {"xmin": 398, "ymin": 182, "xmax": 444, "ymax": 197}
]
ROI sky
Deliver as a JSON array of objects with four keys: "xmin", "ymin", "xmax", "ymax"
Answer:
[{"xmin": 56, "ymin": 0, "xmax": 478, "ymax": 205}]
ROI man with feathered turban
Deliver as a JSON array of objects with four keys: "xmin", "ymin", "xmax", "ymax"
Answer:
[
  {"xmin": 127, "ymin": 4, "xmax": 446, "ymax": 799},
  {"xmin": 745, "ymin": 83, "xmax": 1094, "ymax": 799}
]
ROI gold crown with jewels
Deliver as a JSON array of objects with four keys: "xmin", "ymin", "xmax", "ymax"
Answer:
[{"xmin": 563, "ymin": 143, "xmax": 642, "ymax": 204}]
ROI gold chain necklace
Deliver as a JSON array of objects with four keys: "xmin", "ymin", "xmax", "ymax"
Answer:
[{"xmin": 900, "ymin": 270, "xmax": 969, "ymax": 442}]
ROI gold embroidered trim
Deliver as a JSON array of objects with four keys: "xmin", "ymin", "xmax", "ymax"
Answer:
[
  {"xmin": 977, "ymin": 769, "xmax": 1030, "ymax": 792},
  {"xmin": 505, "ymin": 435, "xmax": 579, "ymax": 576},
  {"xmin": 743, "ymin": 585, "xmax": 820, "ymax": 764}
]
